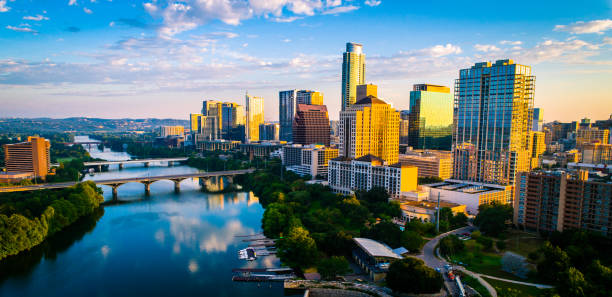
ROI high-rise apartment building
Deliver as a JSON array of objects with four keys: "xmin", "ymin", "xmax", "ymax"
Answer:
[
  {"xmin": 532, "ymin": 108, "xmax": 543, "ymax": 131},
  {"xmin": 514, "ymin": 170, "xmax": 612, "ymax": 237},
  {"xmin": 200, "ymin": 101, "xmax": 245, "ymax": 140},
  {"xmin": 408, "ymin": 84, "xmax": 453, "ymax": 151},
  {"xmin": 159, "ymin": 125, "xmax": 185, "ymax": 137},
  {"xmin": 581, "ymin": 142, "xmax": 612, "ymax": 164},
  {"xmin": 296, "ymin": 90, "xmax": 323, "ymax": 105},
  {"xmin": 341, "ymin": 42, "xmax": 365, "ymax": 110},
  {"xmin": 356, "ymin": 84, "xmax": 377, "ymax": 101},
  {"xmin": 453, "ymin": 59, "xmax": 535, "ymax": 185},
  {"xmin": 246, "ymin": 93, "xmax": 264, "ymax": 142},
  {"xmin": 4, "ymin": 136, "xmax": 50, "ymax": 178},
  {"xmin": 285, "ymin": 145, "xmax": 339, "ymax": 179},
  {"xmin": 279, "ymin": 90, "xmax": 297, "ymax": 142},
  {"xmin": 259, "ymin": 123, "xmax": 280, "ymax": 141},
  {"xmin": 399, "ymin": 150, "xmax": 453, "ymax": 180},
  {"xmin": 339, "ymin": 95, "xmax": 400, "ymax": 164},
  {"xmin": 293, "ymin": 104, "xmax": 331, "ymax": 146},
  {"xmin": 400, "ymin": 110, "xmax": 410, "ymax": 145},
  {"xmin": 527, "ymin": 131, "xmax": 546, "ymax": 169},
  {"xmin": 190, "ymin": 113, "xmax": 202, "ymax": 133}
]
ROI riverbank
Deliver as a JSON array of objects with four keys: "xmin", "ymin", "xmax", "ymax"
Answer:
[{"xmin": 0, "ymin": 181, "xmax": 104, "ymax": 260}]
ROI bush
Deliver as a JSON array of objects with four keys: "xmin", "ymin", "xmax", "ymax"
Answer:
[
  {"xmin": 386, "ymin": 258, "xmax": 443, "ymax": 294},
  {"xmin": 440, "ymin": 235, "xmax": 465, "ymax": 256},
  {"xmin": 317, "ymin": 256, "xmax": 350, "ymax": 280},
  {"xmin": 496, "ymin": 240, "xmax": 507, "ymax": 250}
]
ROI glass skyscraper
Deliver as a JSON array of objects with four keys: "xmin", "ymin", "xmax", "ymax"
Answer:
[
  {"xmin": 453, "ymin": 59, "xmax": 535, "ymax": 185},
  {"xmin": 408, "ymin": 84, "xmax": 453, "ymax": 150},
  {"xmin": 532, "ymin": 108, "xmax": 543, "ymax": 131},
  {"xmin": 279, "ymin": 90, "xmax": 296, "ymax": 142},
  {"xmin": 341, "ymin": 42, "xmax": 365, "ymax": 111},
  {"xmin": 246, "ymin": 93, "xmax": 264, "ymax": 142}
]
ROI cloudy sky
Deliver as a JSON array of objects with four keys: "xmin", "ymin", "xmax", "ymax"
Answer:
[{"xmin": 1, "ymin": 0, "xmax": 611, "ymax": 121}]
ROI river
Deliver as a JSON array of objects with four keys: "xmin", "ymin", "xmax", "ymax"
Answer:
[{"xmin": 0, "ymin": 136, "xmax": 289, "ymax": 297}]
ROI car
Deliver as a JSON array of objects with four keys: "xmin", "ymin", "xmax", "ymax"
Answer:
[
  {"xmin": 444, "ymin": 264, "xmax": 452, "ymax": 270},
  {"xmin": 435, "ymin": 267, "xmax": 441, "ymax": 273}
]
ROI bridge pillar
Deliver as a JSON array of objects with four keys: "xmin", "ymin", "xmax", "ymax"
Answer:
[
  {"xmin": 168, "ymin": 161, "xmax": 174, "ymax": 167},
  {"xmin": 112, "ymin": 185, "xmax": 119, "ymax": 200},
  {"xmin": 170, "ymin": 178, "xmax": 185, "ymax": 193},
  {"xmin": 225, "ymin": 176, "xmax": 234, "ymax": 184},
  {"xmin": 98, "ymin": 165, "xmax": 102, "ymax": 172},
  {"xmin": 119, "ymin": 163, "xmax": 124, "ymax": 170},
  {"xmin": 144, "ymin": 162, "xmax": 150, "ymax": 168},
  {"xmin": 142, "ymin": 181, "xmax": 152, "ymax": 196}
]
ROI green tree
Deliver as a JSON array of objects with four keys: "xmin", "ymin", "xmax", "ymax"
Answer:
[
  {"xmin": 386, "ymin": 258, "xmax": 443, "ymax": 294},
  {"xmin": 317, "ymin": 256, "xmax": 350, "ymax": 280},
  {"xmin": 401, "ymin": 230, "xmax": 424, "ymax": 253},
  {"xmin": 557, "ymin": 267, "xmax": 588, "ymax": 297},
  {"xmin": 473, "ymin": 202, "xmax": 513, "ymax": 237},
  {"xmin": 362, "ymin": 221, "xmax": 403, "ymax": 248},
  {"xmin": 537, "ymin": 242, "xmax": 571, "ymax": 283},
  {"xmin": 439, "ymin": 235, "xmax": 465, "ymax": 256},
  {"xmin": 276, "ymin": 225, "xmax": 318, "ymax": 269}
]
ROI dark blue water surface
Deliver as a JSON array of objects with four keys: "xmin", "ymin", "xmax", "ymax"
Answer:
[{"xmin": 0, "ymin": 136, "xmax": 286, "ymax": 297}]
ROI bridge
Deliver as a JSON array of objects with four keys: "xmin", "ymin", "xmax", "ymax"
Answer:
[
  {"xmin": 0, "ymin": 169, "xmax": 255, "ymax": 199},
  {"xmin": 84, "ymin": 158, "xmax": 189, "ymax": 170}
]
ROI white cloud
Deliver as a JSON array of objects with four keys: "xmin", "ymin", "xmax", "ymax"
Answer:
[
  {"xmin": 321, "ymin": 5, "xmax": 358, "ymax": 15},
  {"xmin": 422, "ymin": 43, "xmax": 462, "ymax": 57},
  {"xmin": 273, "ymin": 16, "xmax": 303, "ymax": 23},
  {"xmin": 604, "ymin": 37, "xmax": 612, "ymax": 45},
  {"xmin": 282, "ymin": 38, "xmax": 291, "ymax": 43},
  {"xmin": 109, "ymin": 21, "xmax": 115, "ymax": 27},
  {"xmin": 474, "ymin": 44, "xmax": 501, "ymax": 52},
  {"xmin": 69, "ymin": 0, "xmax": 77, "ymax": 6},
  {"xmin": 500, "ymin": 40, "xmax": 522, "ymax": 45},
  {"xmin": 554, "ymin": 19, "xmax": 612, "ymax": 34},
  {"xmin": 6, "ymin": 25, "xmax": 38, "ymax": 33},
  {"xmin": 83, "ymin": 7, "xmax": 93, "ymax": 14},
  {"xmin": 23, "ymin": 15, "xmax": 50, "ymax": 21},
  {"xmin": 364, "ymin": 0, "xmax": 381, "ymax": 7},
  {"xmin": 143, "ymin": 2, "xmax": 157, "ymax": 14},
  {"xmin": 0, "ymin": 0, "xmax": 10, "ymax": 12}
]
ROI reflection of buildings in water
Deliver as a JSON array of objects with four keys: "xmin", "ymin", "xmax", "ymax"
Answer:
[
  {"xmin": 199, "ymin": 176, "xmax": 228, "ymax": 192},
  {"xmin": 205, "ymin": 192, "xmax": 251, "ymax": 211},
  {"xmin": 207, "ymin": 193, "xmax": 225, "ymax": 210},
  {"xmin": 247, "ymin": 192, "xmax": 259, "ymax": 206}
]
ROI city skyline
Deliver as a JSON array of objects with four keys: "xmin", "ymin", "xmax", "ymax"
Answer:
[{"xmin": 1, "ymin": 1, "xmax": 612, "ymax": 122}]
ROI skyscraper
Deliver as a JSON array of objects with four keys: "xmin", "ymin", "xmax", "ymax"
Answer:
[
  {"xmin": 4, "ymin": 136, "xmax": 50, "ymax": 178},
  {"xmin": 400, "ymin": 110, "xmax": 410, "ymax": 145},
  {"xmin": 279, "ymin": 90, "xmax": 297, "ymax": 142},
  {"xmin": 356, "ymin": 84, "xmax": 377, "ymax": 101},
  {"xmin": 408, "ymin": 84, "xmax": 453, "ymax": 150},
  {"xmin": 246, "ymin": 93, "xmax": 264, "ymax": 142},
  {"xmin": 259, "ymin": 123, "xmax": 280, "ymax": 141},
  {"xmin": 339, "ymin": 95, "xmax": 400, "ymax": 164},
  {"xmin": 532, "ymin": 108, "xmax": 543, "ymax": 131},
  {"xmin": 453, "ymin": 59, "xmax": 535, "ymax": 185},
  {"xmin": 293, "ymin": 104, "xmax": 331, "ymax": 146},
  {"xmin": 296, "ymin": 90, "xmax": 323, "ymax": 105},
  {"xmin": 341, "ymin": 42, "xmax": 365, "ymax": 110}
]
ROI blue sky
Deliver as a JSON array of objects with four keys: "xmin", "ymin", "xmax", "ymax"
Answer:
[{"xmin": 1, "ymin": 0, "xmax": 611, "ymax": 121}]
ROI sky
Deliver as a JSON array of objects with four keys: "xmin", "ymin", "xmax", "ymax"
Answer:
[{"xmin": 0, "ymin": 0, "xmax": 611, "ymax": 122}]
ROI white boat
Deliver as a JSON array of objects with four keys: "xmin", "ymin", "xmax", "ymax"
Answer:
[{"xmin": 238, "ymin": 247, "xmax": 256, "ymax": 261}]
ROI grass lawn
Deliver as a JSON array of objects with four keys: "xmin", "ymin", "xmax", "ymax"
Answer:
[
  {"xmin": 449, "ymin": 240, "xmax": 539, "ymax": 283},
  {"xmin": 461, "ymin": 274, "xmax": 491, "ymax": 297},
  {"xmin": 502, "ymin": 230, "xmax": 545, "ymax": 258},
  {"xmin": 482, "ymin": 276, "xmax": 554, "ymax": 297},
  {"xmin": 56, "ymin": 157, "xmax": 76, "ymax": 163}
]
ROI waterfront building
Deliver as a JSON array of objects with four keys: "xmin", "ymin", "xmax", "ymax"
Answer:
[
  {"xmin": 296, "ymin": 90, "xmax": 323, "ymax": 105},
  {"xmin": 279, "ymin": 90, "xmax": 297, "ymax": 142},
  {"xmin": 194, "ymin": 116, "xmax": 218, "ymax": 141},
  {"xmin": 356, "ymin": 84, "xmax": 377, "ymax": 101},
  {"xmin": 514, "ymin": 170, "xmax": 612, "ymax": 237},
  {"xmin": 4, "ymin": 136, "xmax": 50, "ymax": 178},
  {"xmin": 399, "ymin": 110, "xmax": 410, "ymax": 145},
  {"xmin": 576, "ymin": 128, "xmax": 609, "ymax": 148},
  {"xmin": 422, "ymin": 180, "xmax": 514, "ymax": 215},
  {"xmin": 341, "ymin": 42, "xmax": 365, "ymax": 110},
  {"xmin": 159, "ymin": 125, "xmax": 184, "ymax": 137},
  {"xmin": 581, "ymin": 142, "xmax": 612, "ymax": 164},
  {"xmin": 246, "ymin": 93, "xmax": 264, "ymax": 142},
  {"xmin": 339, "ymin": 95, "xmax": 400, "ymax": 164},
  {"xmin": 408, "ymin": 84, "xmax": 453, "ymax": 151},
  {"xmin": 282, "ymin": 144, "xmax": 305, "ymax": 166},
  {"xmin": 200, "ymin": 101, "xmax": 245, "ymax": 140},
  {"xmin": 293, "ymin": 104, "xmax": 331, "ymax": 146},
  {"xmin": 328, "ymin": 155, "xmax": 417, "ymax": 198},
  {"xmin": 453, "ymin": 59, "xmax": 535, "ymax": 185},
  {"xmin": 285, "ymin": 145, "xmax": 338, "ymax": 179},
  {"xmin": 532, "ymin": 108, "xmax": 543, "ymax": 131},
  {"xmin": 352, "ymin": 238, "xmax": 402, "ymax": 281},
  {"xmin": 399, "ymin": 150, "xmax": 452, "ymax": 180},
  {"xmin": 259, "ymin": 123, "xmax": 280, "ymax": 141},
  {"xmin": 240, "ymin": 141, "xmax": 284, "ymax": 158}
]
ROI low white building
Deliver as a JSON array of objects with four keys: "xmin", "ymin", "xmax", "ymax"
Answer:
[{"xmin": 422, "ymin": 179, "xmax": 513, "ymax": 215}]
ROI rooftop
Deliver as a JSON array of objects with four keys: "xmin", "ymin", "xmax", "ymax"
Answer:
[
  {"xmin": 427, "ymin": 179, "xmax": 511, "ymax": 193},
  {"xmin": 354, "ymin": 95, "xmax": 388, "ymax": 105},
  {"xmin": 353, "ymin": 238, "xmax": 402, "ymax": 259}
]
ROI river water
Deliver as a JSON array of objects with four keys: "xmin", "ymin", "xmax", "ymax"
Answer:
[{"xmin": 0, "ymin": 136, "xmax": 288, "ymax": 297}]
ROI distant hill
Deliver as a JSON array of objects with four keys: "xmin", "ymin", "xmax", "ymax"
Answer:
[{"xmin": 0, "ymin": 117, "xmax": 190, "ymax": 133}]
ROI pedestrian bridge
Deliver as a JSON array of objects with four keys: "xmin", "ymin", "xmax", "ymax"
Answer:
[
  {"xmin": 0, "ymin": 169, "xmax": 255, "ymax": 198},
  {"xmin": 84, "ymin": 157, "xmax": 189, "ymax": 170}
]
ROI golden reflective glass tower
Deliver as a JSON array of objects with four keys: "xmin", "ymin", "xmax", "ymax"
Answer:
[
  {"xmin": 453, "ymin": 59, "xmax": 534, "ymax": 185},
  {"xmin": 246, "ymin": 93, "xmax": 264, "ymax": 142},
  {"xmin": 341, "ymin": 42, "xmax": 365, "ymax": 111}
]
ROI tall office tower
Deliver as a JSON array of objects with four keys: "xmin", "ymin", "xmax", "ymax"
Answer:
[
  {"xmin": 4, "ymin": 136, "xmax": 50, "ymax": 177},
  {"xmin": 341, "ymin": 42, "xmax": 365, "ymax": 110},
  {"xmin": 220, "ymin": 102, "xmax": 244, "ymax": 138},
  {"xmin": 408, "ymin": 84, "xmax": 453, "ymax": 151},
  {"xmin": 190, "ymin": 113, "xmax": 202, "ymax": 133},
  {"xmin": 296, "ymin": 90, "xmax": 324, "ymax": 105},
  {"xmin": 356, "ymin": 84, "xmax": 377, "ymax": 101},
  {"xmin": 339, "ymin": 95, "xmax": 400, "ymax": 164},
  {"xmin": 259, "ymin": 123, "xmax": 280, "ymax": 141},
  {"xmin": 579, "ymin": 118, "xmax": 592, "ymax": 130},
  {"xmin": 399, "ymin": 110, "xmax": 410, "ymax": 145},
  {"xmin": 279, "ymin": 90, "xmax": 297, "ymax": 142},
  {"xmin": 201, "ymin": 100, "xmax": 223, "ymax": 139},
  {"xmin": 532, "ymin": 108, "xmax": 543, "ymax": 131},
  {"xmin": 293, "ymin": 104, "xmax": 331, "ymax": 146},
  {"xmin": 246, "ymin": 93, "xmax": 264, "ymax": 142},
  {"xmin": 453, "ymin": 59, "xmax": 535, "ymax": 185}
]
